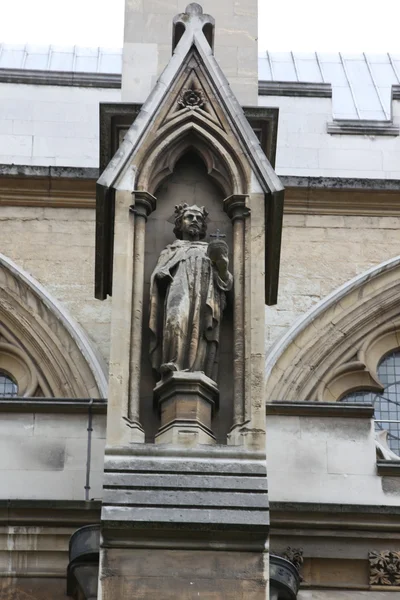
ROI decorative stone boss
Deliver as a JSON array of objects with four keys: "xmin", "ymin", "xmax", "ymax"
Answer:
[{"xmin": 149, "ymin": 203, "xmax": 233, "ymax": 384}]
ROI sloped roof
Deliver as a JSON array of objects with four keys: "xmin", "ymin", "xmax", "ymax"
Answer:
[
  {"xmin": 0, "ymin": 43, "xmax": 122, "ymax": 73},
  {"xmin": 1, "ymin": 43, "xmax": 399, "ymax": 122},
  {"xmin": 259, "ymin": 51, "xmax": 400, "ymax": 121}
]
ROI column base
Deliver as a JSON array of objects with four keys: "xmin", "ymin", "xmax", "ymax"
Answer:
[
  {"xmin": 122, "ymin": 417, "xmax": 145, "ymax": 444},
  {"xmin": 154, "ymin": 371, "xmax": 218, "ymax": 447},
  {"xmin": 228, "ymin": 422, "xmax": 266, "ymax": 449}
]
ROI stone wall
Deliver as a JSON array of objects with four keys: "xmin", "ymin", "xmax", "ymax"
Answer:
[
  {"xmin": 259, "ymin": 95, "xmax": 400, "ymax": 179},
  {"xmin": 0, "ymin": 409, "xmax": 106, "ymax": 500},
  {"xmin": 122, "ymin": 0, "xmax": 258, "ymax": 104},
  {"xmin": 266, "ymin": 213, "xmax": 400, "ymax": 352},
  {"xmin": 0, "ymin": 82, "xmax": 120, "ymax": 167},
  {"xmin": 265, "ymin": 410, "xmax": 400, "ymax": 505},
  {"xmin": 0, "ymin": 204, "xmax": 111, "ymax": 363}
]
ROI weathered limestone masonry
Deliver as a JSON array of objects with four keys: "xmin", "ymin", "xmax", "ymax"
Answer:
[
  {"xmin": 97, "ymin": 3, "xmax": 282, "ymax": 598},
  {"xmin": 266, "ymin": 211, "xmax": 400, "ymax": 351},
  {"xmin": 122, "ymin": 0, "xmax": 258, "ymax": 104}
]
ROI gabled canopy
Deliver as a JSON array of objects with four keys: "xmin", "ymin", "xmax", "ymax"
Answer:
[{"xmin": 96, "ymin": 3, "xmax": 284, "ymax": 304}]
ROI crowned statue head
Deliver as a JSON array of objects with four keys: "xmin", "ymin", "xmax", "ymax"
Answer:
[{"xmin": 173, "ymin": 203, "xmax": 208, "ymax": 241}]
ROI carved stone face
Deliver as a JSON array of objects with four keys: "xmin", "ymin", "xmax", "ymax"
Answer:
[{"xmin": 180, "ymin": 209, "xmax": 206, "ymax": 241}]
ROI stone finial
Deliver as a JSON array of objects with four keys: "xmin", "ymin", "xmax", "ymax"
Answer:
[
  {"xmin": 186, "ymin": 2, "xmax": 203, "ymax": 15},
  {"xmin": 172, "ymin": 3, "xmax": 215, "ymax": 52}
]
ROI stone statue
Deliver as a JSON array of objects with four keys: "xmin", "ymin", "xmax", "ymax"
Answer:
[{"xmin": 149, "ymin": 203, "xmax": 233, "ymax": 382}]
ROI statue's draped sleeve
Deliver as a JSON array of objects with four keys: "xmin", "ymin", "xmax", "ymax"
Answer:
[{"xmin": 149, "ymin": 244, "xmax": 184, "ymax": 371}]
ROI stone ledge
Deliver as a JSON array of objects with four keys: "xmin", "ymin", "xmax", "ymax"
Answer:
[
  {"xmin": 0, "ymin": 165, "xmax": 99, "ymax": 179},
  {"xmin": 327, "ymin": 119, "xmax": 399, "ymax": 136},
  {"xmin": 102, "ymin": 445, "xmax": 268, "ymax": 545},
  {"xmin": 281, "ymin": 175, "xmax": 400, "ymax": 191},
  {"xmin": 266, "ymin": 401, "xmax": 374, "ymax": 418},
  {"xmin": 0, "ymin": 398, "xmax": 107, "ymax": 414},
  {"xmin": 271, "ymin": 500, "xmax": 400, "ymax": 519},
  {"xmin": 0, "ymin": 68, "xmax": 121, "ymax": 88},
  {"xmin": 258, "ymin": 81, "xmax": 332, "ymax": 97},
  {"xmin": 0, "ymin": 499, "xmax": 101, "ymax": 525},
  {"xmin": 377, "ymin": 460, "xmax": 400, "ymax": 476}
]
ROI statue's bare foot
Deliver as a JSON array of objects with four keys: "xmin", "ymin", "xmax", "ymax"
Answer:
[{"xmin": 160, "ymin": 362, "xmax": 178, "ymax": 375}]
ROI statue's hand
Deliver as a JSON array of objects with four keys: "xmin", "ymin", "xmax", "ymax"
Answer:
[
  {"xmin": 215, "ymin": 255, "xmax": 229, "ymax": 279},
  {"xmin": 207, "ymin": 240, "xmax": 229, "ymax": 280},
  {"xmin": 156, "ymin": 269, "xmax": 170, "ymax": 281}
]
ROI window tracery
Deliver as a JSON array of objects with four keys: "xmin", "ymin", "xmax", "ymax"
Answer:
[
  {"xmin": 341, "ymin": 351, "xmax": 400, "ymax": 456},
  {"xmin": 0, "ymin": 371, "xmax": 18, "ymax": 397}
]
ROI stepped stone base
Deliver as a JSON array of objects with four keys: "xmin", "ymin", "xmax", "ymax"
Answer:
[{"xmin": 99, "ymin": 445, "xmax": 269, "ymax": 599}]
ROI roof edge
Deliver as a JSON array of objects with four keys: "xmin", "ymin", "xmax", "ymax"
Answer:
[{"xmin": 0, "ymin": 67, "xmax": 121, "ymax": 88}]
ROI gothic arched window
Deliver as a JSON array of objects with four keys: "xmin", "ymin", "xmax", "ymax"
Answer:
[
  {"xmin": 341, "ymin": 351, "xmax": 400, "ymax": 456},
  {"xmin": 0, "ymin": 371, "xmax": 18, "ymax": 397}
]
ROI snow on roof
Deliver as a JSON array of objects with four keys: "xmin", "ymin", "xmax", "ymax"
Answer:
[{"xmin": 258, "ymin": 51, "xmax": 400, "ymax": 121}]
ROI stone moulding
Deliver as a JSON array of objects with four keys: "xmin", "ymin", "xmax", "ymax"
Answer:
[
  {"xmin": 0, "ymin": 253, "xmax": 107, "ymax": 398},
  {"xmin": 0, "ymin": 170, "xmax": 97, "ymax": 209},
  {"xmin": 0, "ymin": 397, "xmax": 107, "ymax": 414},
  {"xmin": 327, "ymin": 119, "xmax": 399, "ymax": 136},
  {"xmin": 265, "ymin": 255, "xmax": 400, "ymax": 403},
  {"xmin": 282, "ymin": 175, "xmax": 400, "ymax": 217},
  {"xmin": 258, "ymin": 81, "xmax": 332, "ymax": 98},
  {"xmin": 0, "ymin": 67, "xmax": 121, "ymax": 88},
  {"xmin": 265, "ymin": 401, "xmax": 374, "ymax": 418},
  {"xmin": 102, "ymin": 445, "xmax": 269, "ymax": 548}
]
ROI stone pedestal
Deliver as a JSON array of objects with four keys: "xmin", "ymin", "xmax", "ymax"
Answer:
[
  {"xmin": 99, "ymin": 445, "xmax": 269, "ymax": 600},
  {"xmin": 154, "ymin": 372, "xmax": 218, "ymax": 447}
]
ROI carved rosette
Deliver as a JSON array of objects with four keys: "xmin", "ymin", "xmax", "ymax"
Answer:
[
  {"xmin": 178, "ymin": 88, "xmax": 205, "ymax": 109},
  {"xmin": 369, "ymin": 551, "xmax": 400, "ymax": 586}
]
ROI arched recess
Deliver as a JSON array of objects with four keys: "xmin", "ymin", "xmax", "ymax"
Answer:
[
  {"xmin": 265, "ymin": 256, "xmax": 400, "ymax": 402},
  {"xmin": 134, "ymin": 113, "xmax": 249, "ymax": 198},
  {"xmin": 0, "ymin": 254, "xmax": 107, "ymax": 398}
]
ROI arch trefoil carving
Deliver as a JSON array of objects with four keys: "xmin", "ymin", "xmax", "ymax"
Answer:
[{"xmin": 265, "ymin": 256, "xmax": 400, "ymax": 403}]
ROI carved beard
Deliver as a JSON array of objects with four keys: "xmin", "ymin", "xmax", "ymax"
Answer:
[{"xmin": 188, "ymin": 224, "xmax": 201, "ymax": 238}]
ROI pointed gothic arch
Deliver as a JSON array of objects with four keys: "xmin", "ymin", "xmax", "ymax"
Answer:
[
  {"xmin": 0, "ymin": 254, "xmax": 107, "ymax": 398},
  {"xmin": 135, "ymin": 122, "xmax": 247, "ymax": 198},
  {"xmin": 265, "ymin": 256, "xmax": 400, "ymax": 402}
]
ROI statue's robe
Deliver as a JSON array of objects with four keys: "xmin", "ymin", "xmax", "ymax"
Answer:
[{"xmin": 149, "ymin": 240, "xmax": 232, "ymax": 381}]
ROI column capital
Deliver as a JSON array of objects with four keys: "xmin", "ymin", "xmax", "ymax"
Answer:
[
  {"xmin": 130, "ymin": 191, "xmax": 157, "ymax": 220},
  {"xmin": 223, "ymin": 194, "xmax": 250, "ymax": 222}
]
